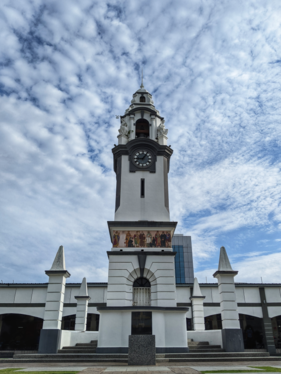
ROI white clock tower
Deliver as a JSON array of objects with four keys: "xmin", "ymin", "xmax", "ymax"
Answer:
[{"xmin": 96, "ymin": 82, "xmax": 189, "ymax": 354}]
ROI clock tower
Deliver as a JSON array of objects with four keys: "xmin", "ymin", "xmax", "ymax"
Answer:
[
  {"xmin": 113, "ymin": 82, "xmax": 172, "ymax": 222},
  {"xmin": 96, "ymin": 82, "xmax": 189, "ymax": 355}
]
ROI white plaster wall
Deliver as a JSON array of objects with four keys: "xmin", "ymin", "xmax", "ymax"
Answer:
[
  {"xmin": 243, "ymin": 287, "xmax": 261, "ymax": 303},
  {"xmin": 98, "ymin": 311, "xmax": 131, "ymax": 348},
  {"xmin": 59, "ymin": 331, "xmax": 98, "ymax": 349},
  {"xmin": 235, "ymin": 288, "xmax": 246, "ymax": 302},
  {"xmin": 204, "ymin": 306, "xmax": 221, "ymax": 317},
  {"xmin": 238, "ymin": 306, "xmax": 263, "ymax": 318},
  {"xmin": 268, "ymin": 306, "xmax": 281, "ymax": 318},
  {"xmin": 188, "ymin": 330, "xmax": 222, "ymax": 347},
  {"xmin": 265, "ymin": 288, "xmax": 281, "ymax": 303},
  {"xmin": 0, "ymin": 287, "xmax": 47, "ymax": 304},
  {"xmin": 107, "ymin": 254, "xmax": 177, "ymax": 307},
  {"xmin": 115, "ymin": 155, "xmax": 169, "ymax": 221},
  {"xmin": 0, "ymin": 307, "xmax": 44, "ymax": 319},
  {"xmin": 176, "ymin": 287, "xmax": 191, "ymax": 303}
]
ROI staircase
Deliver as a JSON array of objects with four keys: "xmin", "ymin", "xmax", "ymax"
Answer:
[{"xmin": 5, "ymin": 339, "xmax": 281, "ymax": 363}]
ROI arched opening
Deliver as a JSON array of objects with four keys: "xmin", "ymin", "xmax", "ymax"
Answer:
[
  {"xmin": 133, "ymin": 277, "xmax": 151, "ymax": 306},
  {"xmin": 271, "ymin": 315, "xmax": 281, "ymax": 348},
  {"xmin": 61, "ymin": 313, "xmax": 100, "ymax": 331},
  {"xmin": 136, "ymin": 119, "xmax": 149, "ymax": 138},
  {"xmin": 205, "ymin": 314, "xmax": 222, "ymax": 330},
  {"xmin": 0, "ymin": 314, "xmax": 43, "ymax": 350},
  {"xmin": 140, "ymin": 96, "xmax": 146, "ymax": 102},
  {"xmin": 204, "ymin": 313, "xmax": 265, "ymax": 349},
  {"xmin": 239, "ymin": 314, "xmax": 264, "ymax": 349}
]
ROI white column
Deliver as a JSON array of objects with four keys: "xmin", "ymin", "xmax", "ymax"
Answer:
[
  {"xmin": 39, "ymin": 245, "xmax": 70, "ymax": 353},
  {"xmin": 190, "ymin": 278, "xmax": 205, "ymax": 330},
  {"xmin": 150, "ymin": 115, "xmax": 156, "ymax": 141},
  {"xmin": 129, "ymin": 115, "xmax": 135, "ymax": 140},
  {"xmin": 75, "ymin": 277, "xmax": 91, "ymax": 331},
  {"xmin": 213, "ymin": 246, "xmax": 244, "ymax": 352},
  {"xmin": 43, "ymin": 246, "xmax": 70, "ymax": 329}
]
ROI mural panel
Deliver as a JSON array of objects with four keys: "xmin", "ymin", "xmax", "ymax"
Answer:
[{"xmin": 112, "ymin": 230, "xmax": 172, "ymax": 248}]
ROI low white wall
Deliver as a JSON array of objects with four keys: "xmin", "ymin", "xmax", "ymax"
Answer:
[
  {"xmin": 59, "ymin": 331, "xmax": 99, "ymax": 349},
  {"xmin": 187, "ymin": 330, "xmax": 222, "ymax": 348}
]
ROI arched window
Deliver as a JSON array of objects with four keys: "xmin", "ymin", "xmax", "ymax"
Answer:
[
  {"xmin": 133, "ymin": 277, "xmax": 151, "ymax": 306},
  {"xmin": 136, "ymin": 119, "xmax": 149, "ymax": 138},
  {"xmin": 140, "ymin": 95, "xmax": 146, "ymax": 102}
]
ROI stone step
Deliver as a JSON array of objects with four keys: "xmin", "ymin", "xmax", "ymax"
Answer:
[
  {"xmin": 13, "ymin": 353, "xmax": 128, "ymax": 360},
  {"xmin": 75, "ymin": 343, "xmax": 97, "ymax": 347},
  {"xmin": 3, "ymin": 358, "xmax": 128, "ymax": 363},
  {"xmin": 165, "ymin": 352, "xmax": 270, "ymax": 358},
  {"xmin": 58, "ymin": 349, "xmax": 97, "ymax": 354},
  {"xmin": 189, "ymin": 345, "xmax": 222, "ymax": 349},
  {"xmin": 188, "ymin": 341, "xmax": 210, "ymax": 345},
  {"xmin": 189, "ymin": 348, "xmax": 223, "ymax": 351},
  {"xmin": 164, "ymin": 357, "xmax": 281, "ymax": 363}
]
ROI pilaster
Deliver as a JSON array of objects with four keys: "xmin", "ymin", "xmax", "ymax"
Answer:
[
  {"xmin": 75, "ymin": 277, "xmax": 91, "ymax": 331},
  {"xmin": 190, "ymin": 278, "xmax": 205, "ymax": 331},
  {"xmin": 38, "ymin": 246, "xmax": 70, "ymax": 353},
  {"xmin": 213, "ymin": 246, "xmax": 244, "ymax": 352}
]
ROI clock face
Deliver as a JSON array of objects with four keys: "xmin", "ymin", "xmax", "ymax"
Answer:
[{"xmin": 133, "ymin": 150, "xmax": 153, "ymax": 168}]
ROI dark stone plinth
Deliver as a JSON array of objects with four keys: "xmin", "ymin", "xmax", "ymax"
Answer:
[
  {"xmin": 128, "ymin": 335, "xmax": 155, "ymax": 365},
  {"xmin": 222, "ymin": 328, "xmax": 244, "ymax": 352},
  {"xmin": 38, "ymin": 329, "xmax": 62, "ymax": 353}
]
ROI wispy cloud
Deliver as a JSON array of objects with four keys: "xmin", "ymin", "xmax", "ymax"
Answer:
[{"xmin": 0, "ymin": 0, "xmax": 281, "ymax": 283}]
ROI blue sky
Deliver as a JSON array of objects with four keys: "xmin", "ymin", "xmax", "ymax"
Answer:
[{"xmin": 1, "ymin": 0, "xmax": 281, "ymax": 284}]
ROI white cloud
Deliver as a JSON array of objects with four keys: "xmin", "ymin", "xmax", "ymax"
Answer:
[{"xmin": 0, "ymin": 0, "xmax": 281, "ymax": 283}]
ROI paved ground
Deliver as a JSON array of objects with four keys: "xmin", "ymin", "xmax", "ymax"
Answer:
[{"xmin": 1, "ymin": 362, "xmax": 281, "ymax": 374}]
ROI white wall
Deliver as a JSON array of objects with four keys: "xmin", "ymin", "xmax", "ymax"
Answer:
[
  {"xmin": 188, "ymin": 330, "xmax": 222, "ymax": 347},
  {"xmin": 59, "ymin": 330, "xmax": 98, "ymax": 349},
  {"xmin": 115, "ymin": 155, "xmax": 169, "ymax": 221}
]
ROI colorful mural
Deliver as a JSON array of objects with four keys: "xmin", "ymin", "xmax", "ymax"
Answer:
[{"xmin": 112, "ymin": 230, "xmax": 172, "ymax": 248}]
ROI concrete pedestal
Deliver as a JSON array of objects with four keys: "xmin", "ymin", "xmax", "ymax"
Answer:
[
  {"xmin": 222, "ymin": 329, "xmax": 244, "ymax": 352},
  {"xmin": 128, "ymin": 335, "xmax": 155, "ymax": 365},
  {"xmin": 38, "ymin": 329, "xmax": 62, "ymax": 353}
]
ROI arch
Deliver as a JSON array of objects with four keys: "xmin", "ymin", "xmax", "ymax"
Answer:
[
  {"xmin": 140, "ymin": 95, "xmax": 146, "ymax": 102},
  {"xmin": 0, "ymin": 313, "xmax": 43, "ymax": 350},
  {"xmin": 62, "ymin": 313, "xmax": 100, "ymax": 331},
  {"xmin": 239, "ymin": 313, "xmax": 264, "ymax": 349},
  {"xmin": 133, "ymin": 277, "xmax": 151, "ymax": 287},
  {"xmin": 136, "ymin": 119, "xmax": 149, "ymax": 138}
]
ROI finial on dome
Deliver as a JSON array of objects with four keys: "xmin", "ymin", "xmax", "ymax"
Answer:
[{"xmin": 140, "ymin": 68, "xmax": 144, "ymax": 88}]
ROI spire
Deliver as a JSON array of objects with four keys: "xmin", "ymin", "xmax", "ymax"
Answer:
[
  {"xmin": 192, "ymin": 277, "xmax": 203, "ymax": 297},
  {"xmin": 140, "ymin": 68, "xmax": 144, "ymax": 88},
  {"xmin": 50, "ymin": 245, "xmax": 66, "ymax": 271},
  {"xmin": 78, "ymin": 277, "xmax": 88, "ymax": 297},
  {"xmin": 218, "ymin": 246, "xmax": 233, "ymax": 271}
]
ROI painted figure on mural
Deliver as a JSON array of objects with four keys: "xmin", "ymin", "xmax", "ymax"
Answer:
[
  {"xmin": 134, "ymin": 232, "xmax": 140, "ymax": 247},
  {"xmin": 119, "ymin": 231, "xmax": 126, "ymax": 247},
  {"xmin": 166, "ymin": 231, "xmax": 171, "ymax": 247},
  {"xmin": 113, "ymin": 231, "xmax": 120, "ymax": 247},
  {"xmin": 152, "ymin": 236, "xmax": 156, "ymax": 247},
  {"xmin": 155, "ymin": 231, "xmax": 161, "ymax": 247},
  {"xmin": 139, "ymin": 231, "xmax": 146, "ymax": 247},
  {"xmin": 160, "ymin": 231, "xmax": 166, "ymax": 247},
  {"xmin": 128, "ymin": 236, "xmax": 134, "ymax": 247},
  {"xmin": 125, "ymin": 231, "xmax": 131, "ymax": 247},
  {"xmin": 146, "ymin": 232, "xmax": 152, "ymax": 247}
]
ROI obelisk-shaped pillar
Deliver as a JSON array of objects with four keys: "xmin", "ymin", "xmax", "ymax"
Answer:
[
  {"xmin": 213, "ymin": 246, "xmax": 244, "ymax": 352},
  {"xmin": 38, "ymin": 245, "xmax": 70, "ymax": 353},
  {"xmin": 75, "ymin": 277, "xmax": 91, "ymax": 331},
  {"xmin": 190, "ymin": 277, "xmax": 205, "ymax": 330}
]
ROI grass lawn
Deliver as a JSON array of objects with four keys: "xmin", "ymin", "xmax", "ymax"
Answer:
[
  {"xmin": 202, "ymin": 367, "xmax": 281, "ymax": 373},
  {"xmin": 0, "ymin": 369, "xmax": 79, "ymax": 374}
]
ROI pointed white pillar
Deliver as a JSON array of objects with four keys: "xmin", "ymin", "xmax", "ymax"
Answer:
[
  {"xmin": 213, "ymin": 246, "xmax": 244, "ymax": 352},
  {"xmin": 75, "ymin": 277, "xmax": 91, "ymax": 331},
  {"xmin": 190, "ymin": 278, "xmax": 205, "ymax": 330},
  {"xmin": 38, "ymin": 245, "xmax": 70, "ymax": 353}
]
